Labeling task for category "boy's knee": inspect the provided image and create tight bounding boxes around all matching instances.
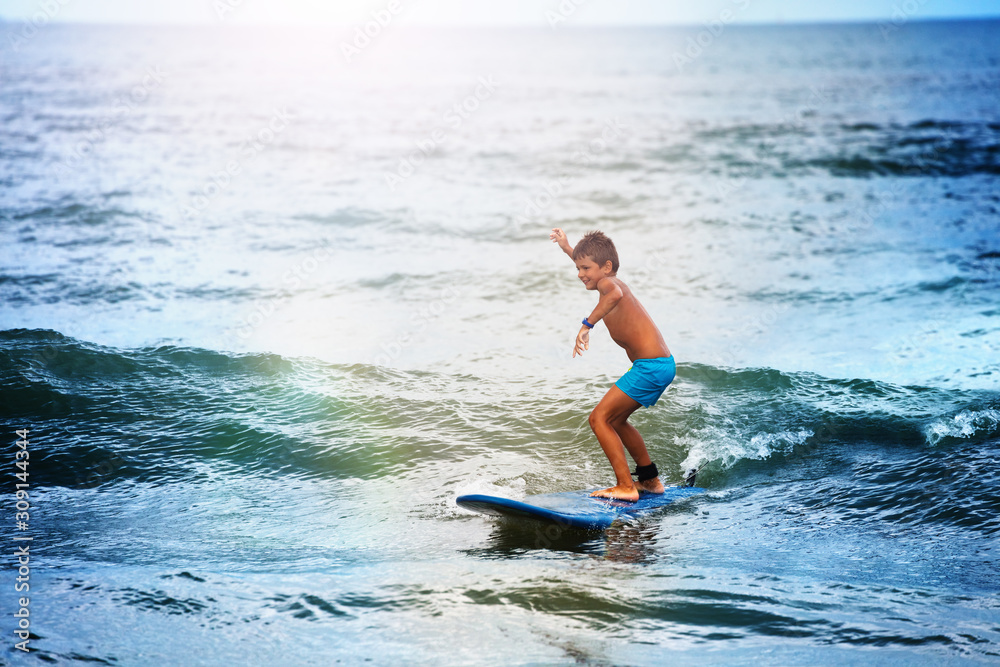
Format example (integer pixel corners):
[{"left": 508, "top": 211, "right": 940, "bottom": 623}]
[{"left": 588, "top": 408, "right": 608, "bottom": 430}]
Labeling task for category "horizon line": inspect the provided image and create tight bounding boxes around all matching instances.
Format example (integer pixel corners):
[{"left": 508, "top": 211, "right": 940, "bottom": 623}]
[{"left": 1, "top": 14, "right": 999, "bottom": 29}]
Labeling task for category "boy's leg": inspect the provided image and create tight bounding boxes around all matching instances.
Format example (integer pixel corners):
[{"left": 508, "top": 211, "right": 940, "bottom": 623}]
[
  {"left": 611, "top": 419, "right": 665, "bottom": 494},
  {"left": 588, "top": 385, "right": 644, "bottom": 501}
]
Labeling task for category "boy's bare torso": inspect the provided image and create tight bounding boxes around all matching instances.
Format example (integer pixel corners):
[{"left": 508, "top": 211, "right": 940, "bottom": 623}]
[{"left": 599, "top": 276, "right": 671, "bottom": 362}]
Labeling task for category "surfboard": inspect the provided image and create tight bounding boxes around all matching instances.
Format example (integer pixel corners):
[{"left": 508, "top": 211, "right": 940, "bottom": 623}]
[{"left": 456, "top": 486, "right": 704, "bottom": 530}]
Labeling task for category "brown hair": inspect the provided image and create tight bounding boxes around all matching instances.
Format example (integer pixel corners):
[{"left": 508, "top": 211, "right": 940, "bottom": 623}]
[{"left": 572, "top": 230, "right": 619, "bottom": 273}]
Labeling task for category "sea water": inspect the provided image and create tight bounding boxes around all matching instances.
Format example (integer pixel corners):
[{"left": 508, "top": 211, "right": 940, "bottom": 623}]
[{"left": 0, "top": 20, "right": 998, "bottom": 665}]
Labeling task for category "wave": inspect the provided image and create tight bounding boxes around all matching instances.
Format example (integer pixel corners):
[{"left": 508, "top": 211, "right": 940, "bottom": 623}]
[
  {"left": 2, "top": 329, "right": 998, "bottom": 535},
  {"left": 678, "top": 119, "right": 1000, "bottom": 178}
]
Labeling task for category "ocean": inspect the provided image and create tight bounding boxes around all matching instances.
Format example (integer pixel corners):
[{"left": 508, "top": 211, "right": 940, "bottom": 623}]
[{"left": 1, "top": 17, "right": 999, "bottom": 666}]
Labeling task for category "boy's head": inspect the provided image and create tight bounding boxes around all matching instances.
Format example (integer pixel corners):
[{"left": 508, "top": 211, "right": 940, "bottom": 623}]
[{"left": 572, "top": 230, "right": 619, "bottom": 274}]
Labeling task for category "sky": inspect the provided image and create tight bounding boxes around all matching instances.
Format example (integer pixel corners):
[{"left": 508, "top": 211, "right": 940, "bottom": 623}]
[{"left": 0, "top": 0, "right": 998, "bottom": 26}]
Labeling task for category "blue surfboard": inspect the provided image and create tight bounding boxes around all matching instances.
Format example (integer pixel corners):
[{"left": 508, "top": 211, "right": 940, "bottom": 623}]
[{"left": 456, "top": 486, "right": 704, "bottom": 530}]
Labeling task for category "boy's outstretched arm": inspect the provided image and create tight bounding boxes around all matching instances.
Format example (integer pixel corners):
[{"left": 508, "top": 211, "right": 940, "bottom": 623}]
[
  {"left": 573, "top": 278, "right": 624, "bottom": 357},
  {"left": 550, "top": 228, "right": 574, "bottom": 259}
]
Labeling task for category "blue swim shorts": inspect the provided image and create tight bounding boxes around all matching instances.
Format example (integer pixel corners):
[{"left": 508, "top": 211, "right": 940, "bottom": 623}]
[{"left": 614, "top": 356, "right": 676, "bottom": 407}]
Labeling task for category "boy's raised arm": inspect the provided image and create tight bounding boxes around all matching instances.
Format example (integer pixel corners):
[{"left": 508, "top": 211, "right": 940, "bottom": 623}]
[{"left": 550, "top": 228, "right": 574, "bottom": 259}]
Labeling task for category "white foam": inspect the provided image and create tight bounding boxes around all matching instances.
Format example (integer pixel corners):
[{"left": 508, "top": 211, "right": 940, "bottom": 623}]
[
  {"left": 924, "top": 409, "right": 1000, "bottom": 446},
  {"left": 678, "top": 429, "right": 814, "bottom": 472}
]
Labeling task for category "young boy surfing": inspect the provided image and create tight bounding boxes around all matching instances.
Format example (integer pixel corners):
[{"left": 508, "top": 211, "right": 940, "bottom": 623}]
[{"left": 550, "top": 228, "right": 676, "bottom": 502}]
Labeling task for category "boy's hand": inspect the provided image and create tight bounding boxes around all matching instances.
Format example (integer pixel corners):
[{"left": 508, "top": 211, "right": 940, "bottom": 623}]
[
  {"left": 550, "top": 228, "right": 573, "bottom": 255},
  {"left": 573, "top": 325, "right": 590, "bottom": 357}
]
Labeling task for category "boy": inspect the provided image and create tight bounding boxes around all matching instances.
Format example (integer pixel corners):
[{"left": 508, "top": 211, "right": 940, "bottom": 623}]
[{"left": 550, "top": 228, "right": 676, "bottom": 502}]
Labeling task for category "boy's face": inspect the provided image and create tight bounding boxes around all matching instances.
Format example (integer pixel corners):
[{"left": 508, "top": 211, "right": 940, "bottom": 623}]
[{"left": 574, "top": 255, "right": 613, "bottom": 290}]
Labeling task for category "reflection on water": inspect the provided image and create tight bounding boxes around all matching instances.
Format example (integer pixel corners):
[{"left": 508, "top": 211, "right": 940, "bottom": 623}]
[
  {"left": 602, "top": 523, "right": 660, "bottom": 564},
  {"left": 467, "top": 517, "right": 662, "bottom": 564}
]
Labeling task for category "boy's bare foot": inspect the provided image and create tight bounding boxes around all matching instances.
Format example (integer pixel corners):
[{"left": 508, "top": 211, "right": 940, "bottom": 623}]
[
  {"left": 636, "top": 477, "right": 664, "bottom": 494},
  {"left": 590, "top": 484, "right": 639, "bottom": 502}
]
